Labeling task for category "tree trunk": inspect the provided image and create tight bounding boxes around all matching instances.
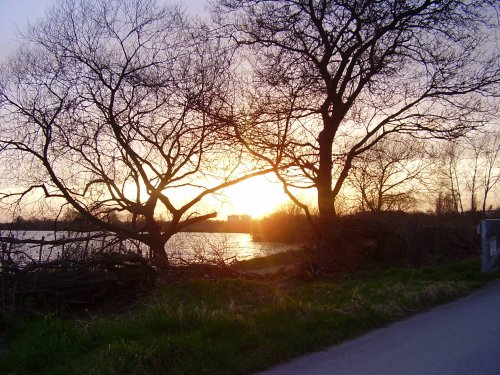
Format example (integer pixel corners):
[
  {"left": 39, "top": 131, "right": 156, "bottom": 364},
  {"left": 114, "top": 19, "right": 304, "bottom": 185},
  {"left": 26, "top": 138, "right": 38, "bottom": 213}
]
[
  {"left": 149, "top": 240, "right": 169, "bottom": 269},
  {"left": 317, "top": 125, "right": 343, "bottom": 266},
  {"left": 317, "top": 212, "right": 340, "bottom": 258},
  {"left": 316, "top": 111, "right": 359, "bottom": 269},
  {"left": 145, "top": 218, "right": 169, "bottom": 269}
]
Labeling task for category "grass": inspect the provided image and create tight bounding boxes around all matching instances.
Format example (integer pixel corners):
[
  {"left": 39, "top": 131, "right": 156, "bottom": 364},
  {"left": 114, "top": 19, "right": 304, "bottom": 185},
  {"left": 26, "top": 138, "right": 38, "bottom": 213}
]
[
  {"left": 0, "top": 257, "right": 498, "bottom": 374},
  {"left": 233, "top": 248, "right": 311, "bottom": 271}
]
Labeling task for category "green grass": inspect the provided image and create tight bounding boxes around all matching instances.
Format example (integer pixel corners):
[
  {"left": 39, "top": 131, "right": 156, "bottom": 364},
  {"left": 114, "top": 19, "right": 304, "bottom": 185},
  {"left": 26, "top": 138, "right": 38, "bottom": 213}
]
[
  {"left": 0, "top": 258, "right": 498, "bottom": 374},
  {"left": 233, "top": 248, "right": 311, "bottom": 270}
]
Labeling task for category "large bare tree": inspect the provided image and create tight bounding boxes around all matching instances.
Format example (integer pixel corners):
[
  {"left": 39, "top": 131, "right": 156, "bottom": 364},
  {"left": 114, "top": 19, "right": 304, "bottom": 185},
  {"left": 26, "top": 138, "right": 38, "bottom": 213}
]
[
  {"left": 214, "top": 0, "right": 500, "bottom": 264},
  {"left": 0, "top": 0, "right": 271, "bottom": 266}
]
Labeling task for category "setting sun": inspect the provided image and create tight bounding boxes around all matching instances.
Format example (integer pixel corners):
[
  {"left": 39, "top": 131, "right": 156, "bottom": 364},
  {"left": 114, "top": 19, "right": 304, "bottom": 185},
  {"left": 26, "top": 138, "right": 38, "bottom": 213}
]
[{"left": 221, "top": 176, "right": 290, "bottom": 219}]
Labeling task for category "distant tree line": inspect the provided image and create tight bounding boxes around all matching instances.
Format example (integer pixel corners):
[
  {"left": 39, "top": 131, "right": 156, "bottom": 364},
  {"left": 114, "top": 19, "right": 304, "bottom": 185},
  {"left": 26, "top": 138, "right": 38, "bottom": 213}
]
[
  {"left": 335, "top": 130, "right": 500, "bottom": 215},
  {"left": 0, "top": 214, "right": 254, "bottom": 234}
]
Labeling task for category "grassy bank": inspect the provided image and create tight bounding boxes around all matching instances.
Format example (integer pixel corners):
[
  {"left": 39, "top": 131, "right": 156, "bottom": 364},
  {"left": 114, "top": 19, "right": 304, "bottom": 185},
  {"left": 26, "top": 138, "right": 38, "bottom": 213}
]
[{"left": 0, "top": 258, "right": 498, "bottom": 374}]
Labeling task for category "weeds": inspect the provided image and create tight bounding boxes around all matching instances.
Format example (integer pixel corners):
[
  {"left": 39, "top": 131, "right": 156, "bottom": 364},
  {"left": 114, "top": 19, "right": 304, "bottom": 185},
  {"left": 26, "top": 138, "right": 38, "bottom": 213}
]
[{"left": 0, "top": 258, "right": 498, "bottom": 374}]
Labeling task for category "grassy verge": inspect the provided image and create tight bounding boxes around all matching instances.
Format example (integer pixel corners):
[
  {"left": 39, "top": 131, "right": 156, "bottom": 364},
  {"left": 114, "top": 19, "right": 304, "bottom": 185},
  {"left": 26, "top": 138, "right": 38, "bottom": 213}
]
[
  {"left": 0, "top": 257, "right": 498, "bottom": 374},
  {"left": 233, "top": 248, "right": 311, "bottom": 272}
]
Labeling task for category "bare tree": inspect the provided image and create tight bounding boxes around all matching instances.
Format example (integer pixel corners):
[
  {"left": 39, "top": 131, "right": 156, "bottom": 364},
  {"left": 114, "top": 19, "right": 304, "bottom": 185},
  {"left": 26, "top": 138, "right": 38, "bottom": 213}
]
[
  {"left": 434, "top": 191, "right": 458, "bottom": 215},
  {"left": 436, "top": 141, "right": 466, "bottom": 213},
  {"left": 467, "top": 137, "right": 481, "bottom": 212},
  {"left": 0, "top": 0, "right": 272, "bottom": 267},
  {"left": 347, "top": 137, "right": 429, "bottom": 213},
  {"left": 476, "top": 130, "right": 500, "bottom": 212},
  {"left": 214, "top": 0, "right": 499, "bottom": 263},
  {"left": 435, "top": 128, "right": 500, "bottom": 213}
]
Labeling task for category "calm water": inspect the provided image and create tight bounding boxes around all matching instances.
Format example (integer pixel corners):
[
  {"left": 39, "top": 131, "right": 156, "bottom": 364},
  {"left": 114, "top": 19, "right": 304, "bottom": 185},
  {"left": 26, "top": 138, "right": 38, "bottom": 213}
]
[{"left": 0, "top": 230, "right": 299, "bottom": 264}]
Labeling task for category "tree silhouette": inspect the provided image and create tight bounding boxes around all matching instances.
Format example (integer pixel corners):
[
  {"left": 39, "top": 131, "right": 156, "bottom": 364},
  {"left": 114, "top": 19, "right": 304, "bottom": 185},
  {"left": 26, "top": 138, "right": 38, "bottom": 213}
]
[
  {"left": 348, "top": 137, "right": 429, "bottom": 213},
  {"left": 214, "top": 0, "right": 499, "bottom": 265},
  {"left": 0, "top": 0, "right": 272, "bottom": 266}
]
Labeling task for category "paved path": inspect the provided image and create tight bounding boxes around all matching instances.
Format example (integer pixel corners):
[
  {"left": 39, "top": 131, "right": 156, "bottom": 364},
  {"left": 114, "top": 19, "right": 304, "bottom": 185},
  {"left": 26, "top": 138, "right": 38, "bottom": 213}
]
[{"left": 256, "top": 280, "right": 500, "bottom": 375}]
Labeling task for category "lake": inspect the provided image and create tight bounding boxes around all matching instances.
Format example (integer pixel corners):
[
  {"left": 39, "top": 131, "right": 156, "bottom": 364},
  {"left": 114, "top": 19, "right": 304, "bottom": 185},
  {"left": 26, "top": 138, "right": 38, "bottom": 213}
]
[{"left": 0, "top": 230, "right": 299, "bottom": 264}]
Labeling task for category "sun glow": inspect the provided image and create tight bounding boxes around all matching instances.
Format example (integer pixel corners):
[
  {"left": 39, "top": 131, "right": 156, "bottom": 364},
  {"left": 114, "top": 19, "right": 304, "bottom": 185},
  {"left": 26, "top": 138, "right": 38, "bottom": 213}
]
[
  {"left": 120, "top": 175, "right": 292, "bottom": 220},
  {"left": 221, "top": 176, "right": 290, "bottom": 219}
]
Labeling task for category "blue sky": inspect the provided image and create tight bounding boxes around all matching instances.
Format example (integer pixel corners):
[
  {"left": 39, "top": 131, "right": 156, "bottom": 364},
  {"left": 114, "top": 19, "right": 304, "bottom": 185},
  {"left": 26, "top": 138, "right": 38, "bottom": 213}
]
[{"left": 0, "top": 0, "right": 207, "bottom": 62}]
